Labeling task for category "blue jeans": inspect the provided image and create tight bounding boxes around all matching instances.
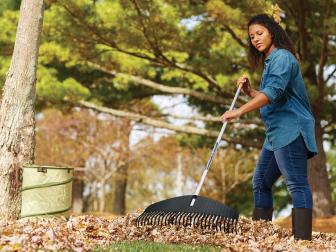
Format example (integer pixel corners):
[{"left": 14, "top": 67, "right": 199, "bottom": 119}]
[{"left": 253, "top": 135, "right": 312, "bottom": 209}]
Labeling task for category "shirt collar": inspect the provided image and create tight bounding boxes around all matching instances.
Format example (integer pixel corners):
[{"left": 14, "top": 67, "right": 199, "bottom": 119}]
[{"left": 265, "top": 47, "right": 279, "bottom": 63}]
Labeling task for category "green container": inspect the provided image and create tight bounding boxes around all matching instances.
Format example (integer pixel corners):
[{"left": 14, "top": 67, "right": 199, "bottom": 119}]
[{"left": 20, "top": 165, "right": 74, "bottom": 218}]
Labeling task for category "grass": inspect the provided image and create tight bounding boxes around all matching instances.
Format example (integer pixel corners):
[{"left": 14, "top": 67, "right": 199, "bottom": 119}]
[{"left": 94, "top": 241, "right": 220, "bottom": 252}]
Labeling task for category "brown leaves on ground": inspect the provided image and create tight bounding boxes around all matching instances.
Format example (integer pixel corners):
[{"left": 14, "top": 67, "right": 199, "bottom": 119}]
[{"left": 0, "top": 213, "right": 335, "bottom": 251}]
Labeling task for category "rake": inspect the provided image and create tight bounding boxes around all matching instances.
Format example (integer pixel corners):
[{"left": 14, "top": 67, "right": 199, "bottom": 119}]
[{"left": 137, "top": 86, "right": 242, "bottom": 233}]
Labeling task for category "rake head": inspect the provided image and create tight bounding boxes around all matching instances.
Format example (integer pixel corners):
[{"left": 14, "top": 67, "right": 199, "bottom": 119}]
[{"left": 136, "top": 195, "right": 239, "bottom": 233}]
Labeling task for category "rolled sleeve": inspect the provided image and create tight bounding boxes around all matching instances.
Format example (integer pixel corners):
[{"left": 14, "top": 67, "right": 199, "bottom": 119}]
[{"left": 260, "top": 52, "right": 293, "bottom": 104}]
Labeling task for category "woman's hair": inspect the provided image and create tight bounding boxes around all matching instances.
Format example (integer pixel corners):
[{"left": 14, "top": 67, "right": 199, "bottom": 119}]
[{"left": 247, "top": 14, "right": 297, "bottom": 69}]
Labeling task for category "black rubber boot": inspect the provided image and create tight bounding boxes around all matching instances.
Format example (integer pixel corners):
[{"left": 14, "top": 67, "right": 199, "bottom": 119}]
[
  {"left": 252, "top": 208, "right": 273, "bottom": 221},
  {"left": 292, "top": 208, "right": 312, "bottom": 240}
]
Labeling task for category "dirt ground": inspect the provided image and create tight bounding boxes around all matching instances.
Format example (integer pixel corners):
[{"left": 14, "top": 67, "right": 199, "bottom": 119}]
[{"left": 275, "top": 215, "right": 336, "bottom": 233}]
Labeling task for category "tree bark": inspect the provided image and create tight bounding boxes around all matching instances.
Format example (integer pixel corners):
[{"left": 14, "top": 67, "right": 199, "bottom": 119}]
[
  {"left": 308, "top": 123, "right": 333, "bottom": 216},
  {"left": 112, "top": 163, "right": 128, "bottom": 214},
  {"left": 111, "top": 120, "right": 131, "bottom": 215},
  {"left": 0, "top": 0, "right": 44, "bottom": 221},
  {"left": 72, "top": 177, "right": 84, "bottom": 214}
]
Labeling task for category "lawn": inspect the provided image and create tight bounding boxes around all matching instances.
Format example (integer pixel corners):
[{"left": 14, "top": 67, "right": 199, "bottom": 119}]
[{"left": 94, "top": 241, "right": 219, "bottom": 252}]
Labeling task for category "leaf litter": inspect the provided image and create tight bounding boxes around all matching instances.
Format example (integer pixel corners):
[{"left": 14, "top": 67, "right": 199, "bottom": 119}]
[{"left": 0, "top": 212, "right": 335, "bottom": 251}]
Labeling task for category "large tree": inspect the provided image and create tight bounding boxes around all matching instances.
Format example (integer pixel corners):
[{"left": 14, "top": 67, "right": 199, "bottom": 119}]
[{"left": 0, "top": 0, "right": 44, "bottom": 221}]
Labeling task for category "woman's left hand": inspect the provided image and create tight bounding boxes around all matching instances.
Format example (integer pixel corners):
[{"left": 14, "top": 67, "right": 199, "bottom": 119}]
[{"left": 220, "top": 109, "right": 243, "bottom": 122}]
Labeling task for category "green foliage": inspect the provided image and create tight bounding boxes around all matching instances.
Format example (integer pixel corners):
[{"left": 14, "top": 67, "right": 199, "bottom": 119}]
[
  {"left": 0, "top": 0, "right": 20, "bottom": 15},
  {"left": 36, "top": 66, "right": 91, "bottom": 109},
  {"left": 0, "top": 10, "right": 18, "bottom": 86}
]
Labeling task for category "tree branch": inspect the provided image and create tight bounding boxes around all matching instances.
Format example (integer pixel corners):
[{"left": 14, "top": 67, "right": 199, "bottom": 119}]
[
  {"left": 86, "top": 61, "right": 231, "bottom": 105},
  {"left": 78, "top": 100, "right": 262, "bottom": 148},
  {"left": 222, "top": 24, "right": 248, "bottom": 49},
  {"left": 316, "top": 0, "right": 332, "bottom": 104},
  {"left": 325, "top": 66, "right": 336, "bottom": 83}
]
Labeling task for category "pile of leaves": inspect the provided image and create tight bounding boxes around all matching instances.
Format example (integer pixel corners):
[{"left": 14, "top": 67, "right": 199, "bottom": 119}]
[{"left": 0, "top": 213, "right": 335, "bottom": 251}]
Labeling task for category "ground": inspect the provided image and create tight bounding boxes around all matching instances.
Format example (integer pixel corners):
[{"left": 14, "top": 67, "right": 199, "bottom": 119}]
[{"left": 0, "top": 213, "right": 335, "bottom": 251}]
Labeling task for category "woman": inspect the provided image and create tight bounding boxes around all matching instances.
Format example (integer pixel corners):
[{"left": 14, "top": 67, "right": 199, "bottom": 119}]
[{"left": 221, "top": 14, "right": 317, "bottom": 241}]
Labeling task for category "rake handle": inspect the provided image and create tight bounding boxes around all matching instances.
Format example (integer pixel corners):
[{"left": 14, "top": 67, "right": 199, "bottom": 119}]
[{"left": 190, "top": 85, "right": 242, "bottom": 206}]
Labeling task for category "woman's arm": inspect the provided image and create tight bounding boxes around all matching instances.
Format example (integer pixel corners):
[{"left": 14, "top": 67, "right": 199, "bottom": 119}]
[{"left": 220, "top": 92, "right": 269, "bottom": 121}]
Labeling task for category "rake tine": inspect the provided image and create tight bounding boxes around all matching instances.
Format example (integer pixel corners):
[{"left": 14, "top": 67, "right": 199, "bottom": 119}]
[
  {"left": 219, "top": 216, "right": 224, "bottom": 231},
  {"left": 138, "top": 212, "right": 148, "bottom": 226},
  {"left": 171, "top": 211, "right": 179, "bottom": 224},
  {"left": 181, "top": 212, "right": 188, "bottom": 226},
  {"left": 227, "top": 217, "right": 231, "bottom": 232},
  {"left": 216, "top": 216, "right": 222, "bottom": 231},
  {"left": 210, "top": 215, "right": 216, "bottom": 230},
  {"left": 188, "top": 212, "right": 194, "bottom": 227},
  {"left": 194, "top": 213, "right": 201, "bottom": 228},
  {"left": 168, "top": 211, "right": 176, "bottom": 225},
  {"left": 158, "top": 211, "right": 166, "bottom": 225},
  {"left": 187, "top": 212, "right": 193, "bottom": 227},
  {"left": 191, "top": 213, "right": 197, "bottom": 227},
  {"left": 185, "top": 212, "right": 193, "bottom": 226},
  {"left": 179, "top": 212, "right": 187, "bottom": 226},
  {"left": 162, "top": 211, "right": 168, "bottom": 225},
  {"left": 151, "top": 212, "right": 158, "bottom": 225},
  {"left": 158, "top": 211, "right": 166, "bottom": 226},
  {"left": 165, "top": 211, "right": 174, "bottom": 225},
  {"left": 202, "top": 214, "right": 208, "bottom": 229},
  {"left": 213, "top": 215, "right": 218, "bottom": 230},
  {"left": 164, "top": 212, "right": 173, "bottom": 226},
  {"left": 182, "top": 212, "right": 189, "bottom": 226},
  {"left": 206, "top": 214, "right": 212, "bottom": 230},
  {"left": 230, "top": 218, "right": 235, "bottom": 233},
  {"left": 177, "top": 212, "right": 183, "bottom": 225},
  {"left": 136, "top": 214, "right": 142, "bottom": 226},
  {"left": 171, "top": 211, "right": 178, "bottom": 225},
  {"left": 161, "top": 211, "right": 169, "bottom": 225},
  {"left": 200, "top": 213, "right": 206, "bottom": 229},
  {"left": 232, "top": 218, "right": 237, "bottom": 233},
  {"left": 156, "top": 211, "right": 164, "bottom": 225},
  {"left": 206, "top": 214, "right": 212, "bottom": 229},
  {"left": 210, "top": 214, "right": 216, "bottom": 230},
  {"left": 223, "top": 217, "right": 228, "bottom": 232},
  {"left": 148, "top": 211, "right": 157, "bottom": 225}
]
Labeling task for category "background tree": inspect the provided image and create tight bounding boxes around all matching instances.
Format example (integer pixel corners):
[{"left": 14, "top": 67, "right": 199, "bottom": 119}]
[{"left": 35, "top": 108, "right": 132, "bottom": 214}]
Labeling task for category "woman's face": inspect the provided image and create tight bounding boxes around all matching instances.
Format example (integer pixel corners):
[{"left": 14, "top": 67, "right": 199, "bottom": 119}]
[{"left": 248, "top": 24, "right": 274, "bottom": 54}]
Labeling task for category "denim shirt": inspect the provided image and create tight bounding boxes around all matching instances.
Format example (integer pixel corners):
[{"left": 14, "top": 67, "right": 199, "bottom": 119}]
[{"left": 259, "top": 48, "right": 318, "bottom": 158}]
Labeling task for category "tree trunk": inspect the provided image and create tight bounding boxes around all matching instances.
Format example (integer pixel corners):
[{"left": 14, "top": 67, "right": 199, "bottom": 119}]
[
  {"left": 308, "top": 123, "right": 333, "bottom": 217},
  {"left": 72, "top": 178, "right": 84, "bottom": 214},
  {"left": 112, "top": 163, "right": 128, "bottom": 214},
  {"left": 0, "top": 0, "right": 44, "bottom": 221},
  {"left": 112, "top": 120, "right": 131, "bottom": 215},
  {"left": 175, "top": 152, "right": 183, "bottom": 196},
  {"left": 100, "top": 179, "right": 106, "bottom": 212}
]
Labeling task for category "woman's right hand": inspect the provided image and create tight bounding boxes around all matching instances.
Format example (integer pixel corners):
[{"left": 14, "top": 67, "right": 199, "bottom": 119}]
[{"left": 237, "top": 76, "right": 252, "bottom": 97}]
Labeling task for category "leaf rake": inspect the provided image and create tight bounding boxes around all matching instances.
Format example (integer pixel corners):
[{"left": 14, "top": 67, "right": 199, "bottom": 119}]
[{"left": 137, "top": 86, "right": 242, "bottom": 233}]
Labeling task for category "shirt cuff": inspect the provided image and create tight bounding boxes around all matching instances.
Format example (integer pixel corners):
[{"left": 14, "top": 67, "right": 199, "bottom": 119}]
[{"left": 259, "top": 86, "right": 284, "bottom": 104}]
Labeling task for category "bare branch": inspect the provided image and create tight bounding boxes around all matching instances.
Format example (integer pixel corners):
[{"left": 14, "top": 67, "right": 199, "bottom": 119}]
[
  {"left": 325, "top": 66, "right": 336, "bottom": 83},
  {"left": 78, "top": 100, "right": 262, "bottom": 148}
]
